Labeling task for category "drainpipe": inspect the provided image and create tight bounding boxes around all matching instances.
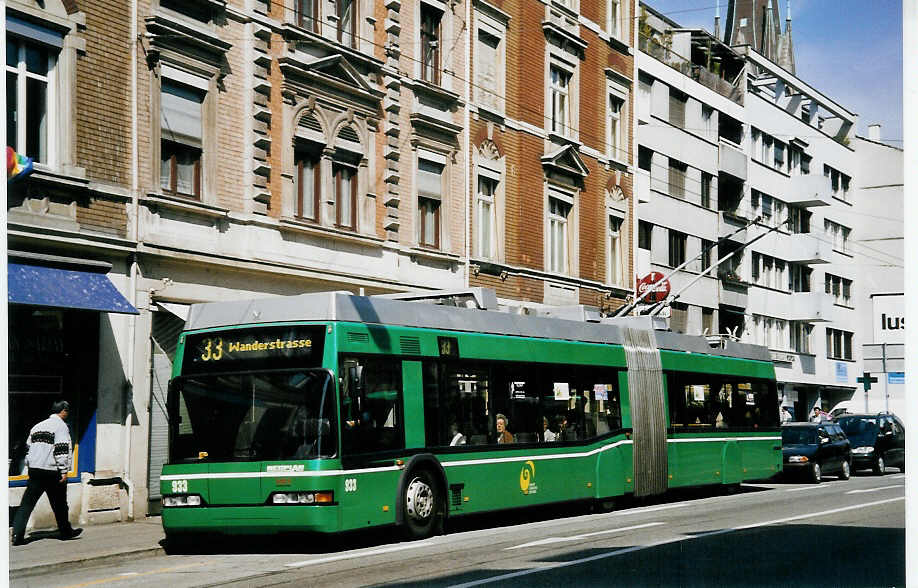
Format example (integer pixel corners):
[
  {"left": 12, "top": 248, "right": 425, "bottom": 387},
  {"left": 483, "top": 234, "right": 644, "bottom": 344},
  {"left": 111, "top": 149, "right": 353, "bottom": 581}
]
[
  {"left": 122, "top": 405, "right": 135, "bottom": 521},
  {"left": 631, "top": 0, "right": 639, "bottom": 312},
  {"left": 463, "top": 0, "right": 471, "bottom": 288},
  {"left": 123, "top": 0, "right": 139, "bottom": 522}
]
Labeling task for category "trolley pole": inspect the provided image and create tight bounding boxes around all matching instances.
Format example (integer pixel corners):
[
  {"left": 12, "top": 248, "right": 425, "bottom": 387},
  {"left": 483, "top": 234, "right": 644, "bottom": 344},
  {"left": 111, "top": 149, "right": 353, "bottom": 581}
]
[
  {"left": 612, "top": 215, "right": 761, "bottom": 317},
  {"left": 646, "top": 218, "right": 790, "bottom": 317}
]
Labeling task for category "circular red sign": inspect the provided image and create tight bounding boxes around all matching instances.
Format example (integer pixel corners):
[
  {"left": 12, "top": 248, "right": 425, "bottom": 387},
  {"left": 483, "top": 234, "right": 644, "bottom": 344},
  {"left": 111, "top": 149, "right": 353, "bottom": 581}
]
[{"left": 636, "top": 272, "right": 671, "bottom": 303}]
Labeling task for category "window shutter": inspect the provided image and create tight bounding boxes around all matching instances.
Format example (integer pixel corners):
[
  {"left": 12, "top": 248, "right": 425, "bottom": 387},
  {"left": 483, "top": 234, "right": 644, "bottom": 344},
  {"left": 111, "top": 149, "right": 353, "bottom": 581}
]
[
  {"left": 417, "top": 159, "right": 444, "bottom": 200},
  {"left": 670, "top": 303, "right": 688, "bottom": 333},
  {"left": 668, "top": 91, "right": 685, "bottom": 127},
  {"left": 161, "top": 82, "right": 203, "bottom": 147}
]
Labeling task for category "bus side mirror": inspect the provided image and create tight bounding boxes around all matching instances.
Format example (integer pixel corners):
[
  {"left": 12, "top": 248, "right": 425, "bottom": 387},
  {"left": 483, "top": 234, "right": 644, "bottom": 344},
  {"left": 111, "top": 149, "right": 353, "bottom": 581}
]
[{"left": 346, "top": 365, "right": 364, "bottom": 393}]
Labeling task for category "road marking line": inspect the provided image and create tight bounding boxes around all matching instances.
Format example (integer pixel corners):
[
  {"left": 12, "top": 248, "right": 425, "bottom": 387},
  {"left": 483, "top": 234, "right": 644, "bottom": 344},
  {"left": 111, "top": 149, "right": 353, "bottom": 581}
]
[
  {"left": 284, "top": 539, "right": 440, "bottom": 568},
  {"left": 285, "top": 504, "right": 689, "bottom": 567},
  {"left": 786, "top": 485, "right": 834, "bottom": 492},
  {"left": 61, "top": 562, "right": 207, "bottom": 588},
  {"left": 846, "top": 484, "right": 904, "bottom": 494},
  {"left": 505, "top": 522, "right": 664, "bottom": 550},
  {"left": 448, "top": 497, "right": 905, "bottom": 588},
  {"left": 890, "top": 474, "right": 905, "bottom": 479},
  {"left": 613, "top": 503, "right": 687, "bottom": 515}
]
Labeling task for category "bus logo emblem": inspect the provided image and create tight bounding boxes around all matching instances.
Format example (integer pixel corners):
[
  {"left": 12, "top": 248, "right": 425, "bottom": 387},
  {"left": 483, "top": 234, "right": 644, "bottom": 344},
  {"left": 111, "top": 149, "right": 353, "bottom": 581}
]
[{"left": 520, "top": 461, "right": 538, "bottom": 495}]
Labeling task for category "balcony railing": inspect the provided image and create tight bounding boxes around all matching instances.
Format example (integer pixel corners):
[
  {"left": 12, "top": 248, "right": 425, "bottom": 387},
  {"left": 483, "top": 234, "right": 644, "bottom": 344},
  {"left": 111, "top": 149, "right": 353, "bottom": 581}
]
[
  {"left": 785, "top": 174, "right": 832, "bottom": 207},
  {"left": 718, "top": 211, "right": 749, "bottom": 241},
  {"left": 718, "top": 138, "right": 747, "bottom": 181},
  {"left": 786, "top": 291, "right": 834, "bottom": 322},
  {"left": 718, "top": 272, "right": 748, "bottom": 308},
  {"left": 639, "top": 35, "right": 743, "bottom": 105},
  {"left": 782, "top": 233, "right": 830, "bottom": 264}
]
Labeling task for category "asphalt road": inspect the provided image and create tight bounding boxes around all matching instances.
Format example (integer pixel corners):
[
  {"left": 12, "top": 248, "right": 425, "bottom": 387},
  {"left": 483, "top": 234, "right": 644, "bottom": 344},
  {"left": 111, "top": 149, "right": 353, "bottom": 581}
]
[{"left": 14, "top": 471, "right": 905, "bottom": 588}]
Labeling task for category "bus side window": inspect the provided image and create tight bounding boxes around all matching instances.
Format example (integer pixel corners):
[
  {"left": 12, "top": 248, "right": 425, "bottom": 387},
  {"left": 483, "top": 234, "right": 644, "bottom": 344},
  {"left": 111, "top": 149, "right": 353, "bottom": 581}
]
[
  {"left": 340, "top": 356, "right": 405, "bottom": 455},
  {"left": 740, "top": 378, "right": 779, "bottom": 428},
  {"left": 422, "top": 360, "right": 491, "bottom": 447}
]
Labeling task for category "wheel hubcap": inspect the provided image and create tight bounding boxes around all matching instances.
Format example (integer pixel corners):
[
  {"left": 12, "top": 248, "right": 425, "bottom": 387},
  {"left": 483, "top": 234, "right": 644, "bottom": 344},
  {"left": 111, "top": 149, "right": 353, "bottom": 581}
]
[
  {"left": 878, "top": 458, "right": 884, "bottom": 471},
  {"left": 406, "top": 477, "right": 434, "bottom": 521},
  {"left": 842, "top": 461, "right": 850, "bottom": 477}
]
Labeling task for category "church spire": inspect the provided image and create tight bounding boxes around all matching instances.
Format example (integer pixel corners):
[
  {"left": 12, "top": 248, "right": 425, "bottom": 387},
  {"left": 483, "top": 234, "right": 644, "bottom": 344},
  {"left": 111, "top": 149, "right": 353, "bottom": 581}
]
[
  {"left": 777, "top": 0, "right": 796, "bottom": 73},
  {"left": 724, "top": 0, "right": 783, "bottom": 63},
  {"left": 714, "top": 0, "right": 721, "bottom": 41}
]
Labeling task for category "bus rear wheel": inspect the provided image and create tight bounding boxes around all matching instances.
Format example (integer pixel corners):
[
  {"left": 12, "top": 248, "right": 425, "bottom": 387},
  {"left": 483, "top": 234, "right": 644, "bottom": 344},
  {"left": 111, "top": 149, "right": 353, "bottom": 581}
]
[{"left": 403, "top": 469, "right": 442, "bottom": 539}]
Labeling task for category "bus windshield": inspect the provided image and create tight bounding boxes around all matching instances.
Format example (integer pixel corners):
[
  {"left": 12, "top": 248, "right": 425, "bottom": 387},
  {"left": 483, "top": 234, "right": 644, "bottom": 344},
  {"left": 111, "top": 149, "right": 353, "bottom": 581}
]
[{"left": 169, "top": 369, "right": 336, "bottom": 462}]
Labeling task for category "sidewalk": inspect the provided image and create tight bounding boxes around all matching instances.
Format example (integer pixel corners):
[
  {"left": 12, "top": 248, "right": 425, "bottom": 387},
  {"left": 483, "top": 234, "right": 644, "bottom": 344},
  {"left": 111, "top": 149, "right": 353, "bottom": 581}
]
[{"left": 9, "top": 518, "right": 166, "bottom": 578}]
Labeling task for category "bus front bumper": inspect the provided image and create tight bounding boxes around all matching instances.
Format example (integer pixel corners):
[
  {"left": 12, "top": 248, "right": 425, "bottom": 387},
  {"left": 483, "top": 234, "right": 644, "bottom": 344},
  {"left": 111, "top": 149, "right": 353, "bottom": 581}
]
[{"left": 162, "top": 505, "right": 340, "bottom": 535}]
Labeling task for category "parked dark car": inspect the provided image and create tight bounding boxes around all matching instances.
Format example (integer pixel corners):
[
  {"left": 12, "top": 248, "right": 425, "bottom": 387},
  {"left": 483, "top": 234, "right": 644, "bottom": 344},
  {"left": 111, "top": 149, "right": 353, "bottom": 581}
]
[
  {"left": 836, "top": 413, "right": 906, "bottom": 475},
  {"left": 781, "top": 422, "right": 851, "bottom": 483}
]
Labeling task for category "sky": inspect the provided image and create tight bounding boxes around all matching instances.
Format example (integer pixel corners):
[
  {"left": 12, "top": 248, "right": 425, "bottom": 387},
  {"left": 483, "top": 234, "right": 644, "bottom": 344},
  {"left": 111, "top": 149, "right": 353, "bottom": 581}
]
[{"left": 642, "top": 0, "right": 903, "bottom": 147}]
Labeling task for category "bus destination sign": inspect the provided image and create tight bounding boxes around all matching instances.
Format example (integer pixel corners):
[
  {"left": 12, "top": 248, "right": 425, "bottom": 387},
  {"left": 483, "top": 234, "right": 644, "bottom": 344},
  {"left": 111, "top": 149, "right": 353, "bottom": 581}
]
[{"left": 181, "top": 325, "right": 325, "bottom": 374}]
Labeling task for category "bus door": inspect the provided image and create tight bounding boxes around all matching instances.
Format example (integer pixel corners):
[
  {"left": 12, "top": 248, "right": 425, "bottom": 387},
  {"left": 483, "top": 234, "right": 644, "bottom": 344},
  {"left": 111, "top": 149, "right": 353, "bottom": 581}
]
[{"left": 622, "top": 328, "right": 667, "bottom": 497}]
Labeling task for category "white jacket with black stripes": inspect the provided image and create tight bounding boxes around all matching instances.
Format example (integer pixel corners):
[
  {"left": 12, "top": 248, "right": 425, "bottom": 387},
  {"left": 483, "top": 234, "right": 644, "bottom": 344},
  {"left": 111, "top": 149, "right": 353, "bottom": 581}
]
[{"left": 25, "top": 413, "right": 73, "bottom": 473}]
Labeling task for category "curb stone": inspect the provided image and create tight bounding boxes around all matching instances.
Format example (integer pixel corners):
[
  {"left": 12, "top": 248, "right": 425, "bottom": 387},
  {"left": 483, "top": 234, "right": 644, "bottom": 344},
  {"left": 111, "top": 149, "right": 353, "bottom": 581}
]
[{"left": 10, "top": 546, "right": 167, "bottom": 579}]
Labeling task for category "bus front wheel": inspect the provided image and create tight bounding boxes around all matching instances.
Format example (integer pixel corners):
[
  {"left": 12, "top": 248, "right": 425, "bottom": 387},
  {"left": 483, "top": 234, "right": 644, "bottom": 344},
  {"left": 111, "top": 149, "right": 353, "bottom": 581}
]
[{"left": 403, "top": 469, "right": 442, "bottom": 539}]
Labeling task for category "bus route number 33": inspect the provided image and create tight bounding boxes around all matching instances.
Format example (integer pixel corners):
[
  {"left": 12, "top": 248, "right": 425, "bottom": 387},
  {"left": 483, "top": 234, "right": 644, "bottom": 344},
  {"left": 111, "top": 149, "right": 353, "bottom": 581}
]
[
  {"left": 344, "top": 478, "right": 357, "bottom": 492},
  {"left": 171, "top": 479, "right": 188, "bottom": 493},
  {"left": 200, "top": 338, "right": 224, "bottom": 362}
]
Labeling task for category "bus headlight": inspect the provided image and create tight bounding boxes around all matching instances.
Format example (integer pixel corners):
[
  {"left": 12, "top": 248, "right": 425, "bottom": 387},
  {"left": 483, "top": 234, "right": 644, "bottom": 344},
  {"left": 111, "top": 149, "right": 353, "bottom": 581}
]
[
  {"left": 163, "top": 494, "right": 203, "bottom": 507},
  {"left": 788, "top": 455, "right": 809, "bottom": 463},
  {"left": 270, "top": 491, "right": 333, "bottom": 505}
]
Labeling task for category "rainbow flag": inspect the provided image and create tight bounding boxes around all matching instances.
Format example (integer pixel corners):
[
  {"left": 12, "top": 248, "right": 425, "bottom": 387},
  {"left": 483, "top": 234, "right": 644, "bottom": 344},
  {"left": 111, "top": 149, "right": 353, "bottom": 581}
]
[{"left": 7, "top": 146, "right": 34, "bottom": 184}]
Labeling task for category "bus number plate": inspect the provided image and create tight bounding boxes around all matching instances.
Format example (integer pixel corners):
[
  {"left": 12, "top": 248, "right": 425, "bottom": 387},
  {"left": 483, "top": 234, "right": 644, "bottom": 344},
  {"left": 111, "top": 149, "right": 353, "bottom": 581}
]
[
  {"left": 344, "top": 478, "right": 357, "bottom": 492},
  {"left": 171, "top": 480, "right": 188, "bottom": 493}
]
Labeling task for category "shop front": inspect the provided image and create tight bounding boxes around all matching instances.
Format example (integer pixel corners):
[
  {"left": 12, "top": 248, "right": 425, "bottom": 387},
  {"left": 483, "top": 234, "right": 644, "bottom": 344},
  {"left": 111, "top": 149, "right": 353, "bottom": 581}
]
[{"left": 7, "top": 252, "right": 138, "bottom": 527}]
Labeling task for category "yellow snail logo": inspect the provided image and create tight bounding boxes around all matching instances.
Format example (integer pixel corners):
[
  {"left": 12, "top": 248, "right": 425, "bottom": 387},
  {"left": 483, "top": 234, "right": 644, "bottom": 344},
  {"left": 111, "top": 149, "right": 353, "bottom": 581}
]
[{"left": 519, "top": 460, "right": 537, "bottom": 495}]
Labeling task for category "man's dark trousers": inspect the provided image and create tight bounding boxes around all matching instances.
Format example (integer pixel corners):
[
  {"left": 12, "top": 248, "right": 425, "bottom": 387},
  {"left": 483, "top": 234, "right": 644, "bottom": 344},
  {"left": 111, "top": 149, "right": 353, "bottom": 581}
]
[{"left": 13, "top": 468, "right": 75, "bottom": 540}]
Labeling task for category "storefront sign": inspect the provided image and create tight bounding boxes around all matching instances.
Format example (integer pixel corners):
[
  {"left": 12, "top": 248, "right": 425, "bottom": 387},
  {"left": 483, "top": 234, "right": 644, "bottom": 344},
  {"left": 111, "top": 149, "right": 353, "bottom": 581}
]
[
  {"left": 835, "top": 362, "right": 848, "bottom": 383},
  {"left": 769, "top": 351, "right": 795, "bottom": 364},
  {"left": 872, "top": 294, "right": 904, "bottom": 344},
  {"left": 636, "top": 272, "right": 671, "bottom": 303},
  {"left": 888, "top": 372, "right": 905, "bottom": 384}
]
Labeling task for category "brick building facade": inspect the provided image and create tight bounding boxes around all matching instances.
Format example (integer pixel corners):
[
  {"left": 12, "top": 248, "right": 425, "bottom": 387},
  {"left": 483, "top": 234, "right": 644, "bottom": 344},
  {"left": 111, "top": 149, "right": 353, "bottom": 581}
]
[
  {"left": 7, "top": 0, "right": 635, "bottom": 525},
  {"left": 467, "top": 0, "right": 636, "bottom": 312},
  {"left": 7, "top": 0, "right": 138, "bottom": 528}
]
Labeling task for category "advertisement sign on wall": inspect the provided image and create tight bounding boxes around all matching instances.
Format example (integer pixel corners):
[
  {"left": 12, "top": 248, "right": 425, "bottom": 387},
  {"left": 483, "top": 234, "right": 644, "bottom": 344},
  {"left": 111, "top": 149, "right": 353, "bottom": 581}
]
[{"left": 872, "top": 294, "right": 905, "bottom": 345}]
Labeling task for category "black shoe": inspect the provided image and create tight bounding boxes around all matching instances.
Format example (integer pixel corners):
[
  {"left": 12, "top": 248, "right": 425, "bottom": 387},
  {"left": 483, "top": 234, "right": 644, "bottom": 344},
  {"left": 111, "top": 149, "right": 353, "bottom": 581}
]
[
  {"left": 12, "top": 534, "right": 25, "bottom": 546},
  {"left": 61, "top": 528, "right": 83, "bottom": 540}
]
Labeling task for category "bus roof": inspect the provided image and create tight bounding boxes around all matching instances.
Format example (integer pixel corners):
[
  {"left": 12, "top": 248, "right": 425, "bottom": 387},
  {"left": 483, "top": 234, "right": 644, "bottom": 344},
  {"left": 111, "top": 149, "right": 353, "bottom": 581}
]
[{"left": 183, "top": 292, "right": 771, "bottom": 363}]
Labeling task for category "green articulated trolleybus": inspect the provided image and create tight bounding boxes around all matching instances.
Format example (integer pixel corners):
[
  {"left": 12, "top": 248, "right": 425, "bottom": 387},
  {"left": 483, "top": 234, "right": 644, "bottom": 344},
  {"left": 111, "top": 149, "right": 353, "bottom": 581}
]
[{"left": 160, "top": 289, "right": 781, "bottom": 542}]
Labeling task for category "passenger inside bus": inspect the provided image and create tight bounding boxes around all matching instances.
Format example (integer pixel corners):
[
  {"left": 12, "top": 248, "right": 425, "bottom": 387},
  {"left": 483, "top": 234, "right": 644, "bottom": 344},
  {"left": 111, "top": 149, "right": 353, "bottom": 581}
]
[
  {"left": 495, "top": 414, "right": 514, "bottom": 444},
  {"left": 542, "top": 416, "right": 557, "bottom": 442},
  {"left": 449, "top": 422, "right": 467, "bottom": 446}
]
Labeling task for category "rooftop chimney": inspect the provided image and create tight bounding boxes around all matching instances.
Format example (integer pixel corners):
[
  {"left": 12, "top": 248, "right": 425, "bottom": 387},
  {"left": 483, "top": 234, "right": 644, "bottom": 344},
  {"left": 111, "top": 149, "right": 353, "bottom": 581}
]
[{"left": 868, "top": 124, "right": 882, "bottom": 141}]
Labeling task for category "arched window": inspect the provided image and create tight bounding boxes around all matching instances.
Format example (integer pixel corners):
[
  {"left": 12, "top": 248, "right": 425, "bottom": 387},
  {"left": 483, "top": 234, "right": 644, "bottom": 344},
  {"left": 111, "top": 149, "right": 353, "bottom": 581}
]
[
  {"left": 294, "top": 112, "right": 326, "bottom": 221},
  {"left": 333, "top": 125, "right": 362, "bottom": 230}
]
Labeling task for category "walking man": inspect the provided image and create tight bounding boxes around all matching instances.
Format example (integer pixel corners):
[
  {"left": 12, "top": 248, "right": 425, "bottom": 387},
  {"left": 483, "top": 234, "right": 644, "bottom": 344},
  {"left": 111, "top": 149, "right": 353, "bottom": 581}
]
[{"left": 12, "top": 400, "right": 83, "bottom": 545}]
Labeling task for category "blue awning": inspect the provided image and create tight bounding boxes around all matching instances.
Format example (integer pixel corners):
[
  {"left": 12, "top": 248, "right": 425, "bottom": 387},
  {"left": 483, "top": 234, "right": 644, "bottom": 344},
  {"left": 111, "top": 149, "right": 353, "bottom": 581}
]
[{"left": 8, "top": 263, "right": 139, "bottom": 314}]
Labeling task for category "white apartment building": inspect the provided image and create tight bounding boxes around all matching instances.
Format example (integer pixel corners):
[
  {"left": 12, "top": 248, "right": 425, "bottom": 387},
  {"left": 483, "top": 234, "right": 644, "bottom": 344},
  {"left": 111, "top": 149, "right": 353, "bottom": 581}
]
[
  {"left": 843, "top": 131, "right": 904, "bottom": 418},
  {"left": 635, "top": 2, "right": 876, "bottom": 421}
]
